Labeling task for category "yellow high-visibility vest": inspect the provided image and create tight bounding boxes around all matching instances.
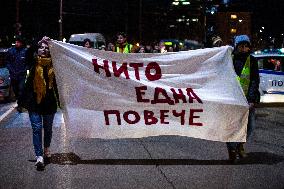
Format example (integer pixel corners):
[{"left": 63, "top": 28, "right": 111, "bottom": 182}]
[
  {"left": 237, "top": 56, "right": 250, "bottom": 96},
  {"left": 115, "top": 44, "right": 133, "bottom": 53}
]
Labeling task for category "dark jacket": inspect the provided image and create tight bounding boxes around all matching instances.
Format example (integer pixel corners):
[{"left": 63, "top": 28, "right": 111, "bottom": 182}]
[
  {"left": 5, "top": 47, "right": 29, "bottom": 79},
  {"left": 22, "top": 61, "right": 60, "bottom": 114},
  {"left": 233, "top": 53, "right": 260, "bottom": 103}
]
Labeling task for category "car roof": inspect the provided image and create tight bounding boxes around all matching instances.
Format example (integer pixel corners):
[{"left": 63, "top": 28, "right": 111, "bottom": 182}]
[
  {"left": 252, "top": 53, "right": 284, "bottom": 58},
  {"left": 69, "top": 33, "right": 105, "bottom": 42},
  {"left": 252, "top": 48, "right": 284, "bottom": 58}
]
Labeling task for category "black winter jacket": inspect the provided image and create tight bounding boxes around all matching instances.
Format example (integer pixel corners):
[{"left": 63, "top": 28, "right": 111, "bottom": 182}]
[
  {"left": 5, "top": 47, "right": 29, "bottom": 79},
  {"left": 22, "top": 64, "right": 60, "bottom": 114}
]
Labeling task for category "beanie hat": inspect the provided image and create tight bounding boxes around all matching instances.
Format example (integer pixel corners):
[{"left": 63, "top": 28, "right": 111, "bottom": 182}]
[
  {"left": 234, "top": 35, "right": 250, "bottom": 47},
  {"left": 212, "top": 36, "right": 223, "bottom": 46},
  {"left": 15, "top": 36, "right": 25, "bottom": 44}
]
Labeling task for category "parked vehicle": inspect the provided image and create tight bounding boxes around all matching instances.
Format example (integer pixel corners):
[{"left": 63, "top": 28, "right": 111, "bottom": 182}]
[
  {"left": 252, "top": 48, "right": 284, "bottom": 103},
  {"left": 0, "top": 48, "right": 12, "bottom": 101},
  {"left": 253, "top": 49, "right": 284, "bottom": 94},
  {"left": 160, "top": 39, "right": 204, "bottom": 51},
  {"left": 68, "top": 33, "right": 106, "bottom": 49}
]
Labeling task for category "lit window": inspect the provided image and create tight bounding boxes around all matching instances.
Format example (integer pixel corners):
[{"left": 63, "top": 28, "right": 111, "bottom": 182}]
[
  {"left": 231, "top": 14, "right": 237, "bottom": 19},
  {"left": 172, "top": 2, "right": 179, "bottom": 5},
  {"left": 230, "top": 28, "right": 237, "bottom": 33}
]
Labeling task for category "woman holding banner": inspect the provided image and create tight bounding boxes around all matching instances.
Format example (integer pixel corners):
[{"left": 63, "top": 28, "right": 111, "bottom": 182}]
[{"left": 22, "top": 36, "right": 60, "bottom": 171}]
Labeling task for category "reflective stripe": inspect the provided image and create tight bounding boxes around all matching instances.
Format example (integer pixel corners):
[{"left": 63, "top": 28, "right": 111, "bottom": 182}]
[{"left": 237, "top": 56, "right": 250, "bottom": 95}]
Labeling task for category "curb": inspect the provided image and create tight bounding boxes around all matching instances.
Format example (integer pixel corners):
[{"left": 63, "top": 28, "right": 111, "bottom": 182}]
[
  {"left": 256, "top": 102, "right": 284, "bottom": 108},
  {"left": 0, "top": 103, "right": 17, "bottom": 122}
]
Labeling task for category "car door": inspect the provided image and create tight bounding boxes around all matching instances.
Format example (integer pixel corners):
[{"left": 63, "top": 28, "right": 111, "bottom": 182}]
[{"left": 257, "top": 55, "right": 284, "bottom": 94}]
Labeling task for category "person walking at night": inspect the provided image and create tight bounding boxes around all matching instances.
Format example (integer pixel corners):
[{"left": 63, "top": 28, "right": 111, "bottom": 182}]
[
  {"left": 226, "top": 35, "right": 260, "bottom": 163},
  {"left": 22, "top": 36, "right": 60, "bottom": 170},
  {"left": 107, "top": 42, "right": 115, "bottom": 51},
  {"left": 83, "top": 38, "right": 92, "bottom": 48},
  {"left": 5, "top": 36, "right": 29, "bottom": 112},
  {"left": 138, "top": 45, "right": 146, "bottom": 53},
  {"left": 211, "top": 35, "right": 223, "bottom": 47},
  {"left": 152, "top": 42, "right": 160, "bottom": 53},
  {"left": 159, "top": 41, "right": 167, "bottom": 53},
  {"left": 113, "top": 32, "right": 138, "bottom": 53}
]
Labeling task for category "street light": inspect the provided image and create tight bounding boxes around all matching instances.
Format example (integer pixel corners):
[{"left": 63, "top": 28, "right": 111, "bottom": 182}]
[
  {"left": 281, "top": 34, "right": 284, "bottom": 47},
  {"left": 59, "top": 0, "right": 63, "bottom": 41}
]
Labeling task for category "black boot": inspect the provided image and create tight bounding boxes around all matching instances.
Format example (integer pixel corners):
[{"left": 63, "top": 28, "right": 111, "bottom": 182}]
[
  {"left": 237, "top": 143, "right": 247, "bottom": 158},
  {"left": 228, "top": 149, "right": 238, "bottom": 164}
]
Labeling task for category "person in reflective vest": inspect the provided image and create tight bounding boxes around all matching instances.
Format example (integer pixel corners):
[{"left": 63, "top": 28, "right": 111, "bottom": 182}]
[
  {"left": 226, "top": 35, "right": 260, "bottom": 163},
  {"left": 113, "top": 32, "right": 137, "bottom": 53}
]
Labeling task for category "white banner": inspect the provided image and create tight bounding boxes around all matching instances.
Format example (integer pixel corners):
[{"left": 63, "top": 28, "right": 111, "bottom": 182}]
[{"left": 49, "top": 40, "right": 249, "bottom": 142}]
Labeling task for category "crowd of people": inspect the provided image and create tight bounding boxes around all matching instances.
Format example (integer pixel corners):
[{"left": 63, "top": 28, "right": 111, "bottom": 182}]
[
  {"left": 82, "top": 32, "right": 206, "bottom": 54},
  {"left": 4, "top": 32, "right": 259, "bottom": 170}
]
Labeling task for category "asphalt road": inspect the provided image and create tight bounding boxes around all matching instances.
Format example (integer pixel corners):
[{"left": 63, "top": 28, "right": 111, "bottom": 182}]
[{"left": 0, "top": 102, "right": 283, "bottom": 189}]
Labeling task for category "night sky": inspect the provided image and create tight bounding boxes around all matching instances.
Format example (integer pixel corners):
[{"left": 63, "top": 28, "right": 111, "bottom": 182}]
[{"left": 0, "top": 0, "right": 283, "bottom": 46}]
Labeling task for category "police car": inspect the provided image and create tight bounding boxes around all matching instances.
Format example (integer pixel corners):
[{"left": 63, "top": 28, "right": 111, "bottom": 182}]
[
  {"left": 252, "top": 48, "right": 284, "bottom": 102},
  {"left": 0, "top": 48, "right": 12, "bottom": 101}
]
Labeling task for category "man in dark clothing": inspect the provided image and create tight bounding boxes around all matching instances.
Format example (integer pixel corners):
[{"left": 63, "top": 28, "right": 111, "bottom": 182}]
[
  {"left": 226, "top": 35, "right": 260, "bottom": 163},
  {"left": 5, "top": 36, "right": 29, "bottom": 112}
]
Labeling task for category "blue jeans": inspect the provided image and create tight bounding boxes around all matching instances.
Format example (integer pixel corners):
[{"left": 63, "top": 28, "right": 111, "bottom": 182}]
[
  {"left": 11, "top": 73, "right": 26, "bottom": 107},
  {"left": 29, "top": 112, "right": 55, "bottom": 156},
  {"left": 226, "top": 107, "right": 256, "bottom": 150}
]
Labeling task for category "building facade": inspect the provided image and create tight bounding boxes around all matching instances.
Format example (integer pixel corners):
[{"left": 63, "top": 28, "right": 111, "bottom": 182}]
[{"left": 216, "top": 11, "right": 252, "bottom": 45}]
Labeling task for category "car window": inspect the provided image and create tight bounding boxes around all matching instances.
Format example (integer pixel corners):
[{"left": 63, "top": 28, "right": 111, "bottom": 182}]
[
  {"left": 69, "top": 41, "right": 94, "bottom": 48},
  {"left": 257, "top": 57, "right": 283, "bottom": 72},
  {"left": 97, "top": 41, "right": 105, "bottom": 48}
]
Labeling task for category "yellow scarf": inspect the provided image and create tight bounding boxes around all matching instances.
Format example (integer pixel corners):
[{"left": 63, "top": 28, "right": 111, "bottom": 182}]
[{"left": 34, "top": 56, "right": 55, "bottom": 104}]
